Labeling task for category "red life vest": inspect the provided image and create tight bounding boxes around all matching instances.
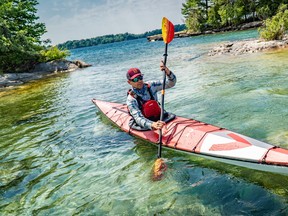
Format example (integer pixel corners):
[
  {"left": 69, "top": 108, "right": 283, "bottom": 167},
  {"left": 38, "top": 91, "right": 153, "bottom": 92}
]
[{"left": 128, "top": 84, "right": 161, "bottom": 121}]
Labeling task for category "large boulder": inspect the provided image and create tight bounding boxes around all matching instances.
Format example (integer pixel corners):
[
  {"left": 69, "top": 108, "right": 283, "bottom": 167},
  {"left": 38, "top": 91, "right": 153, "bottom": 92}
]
[{"left": 30, "top": 59, "right": 79, "bottom": 73}]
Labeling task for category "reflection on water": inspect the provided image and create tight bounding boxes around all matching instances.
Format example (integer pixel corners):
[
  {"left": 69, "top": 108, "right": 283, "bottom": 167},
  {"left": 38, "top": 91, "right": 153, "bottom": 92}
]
[{"left": 0, "top": 30, "right": 287, "bottom": 215}]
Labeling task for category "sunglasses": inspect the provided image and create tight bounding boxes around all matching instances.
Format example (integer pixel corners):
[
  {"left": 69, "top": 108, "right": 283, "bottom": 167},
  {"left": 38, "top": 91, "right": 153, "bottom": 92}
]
[{"left": 130, "top": 75, "right": 143, "bottom": 82}]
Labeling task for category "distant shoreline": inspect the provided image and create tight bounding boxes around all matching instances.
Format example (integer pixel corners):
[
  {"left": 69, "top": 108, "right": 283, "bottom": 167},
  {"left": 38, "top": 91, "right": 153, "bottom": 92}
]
[
  {"left": 147, "top": 21, "right": 263, "bottom": 42},
  {"left": 2, "top": 27, "right": 288, "bottom": 90},
  {"left": 147, "top": 20, "right": 288, "bottom": 56}
]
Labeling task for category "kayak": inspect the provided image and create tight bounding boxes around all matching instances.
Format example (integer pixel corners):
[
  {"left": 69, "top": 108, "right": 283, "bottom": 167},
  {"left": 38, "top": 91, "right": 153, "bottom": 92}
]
[{"left": 92, "top": 99, "right": 288, "bottom": 175}]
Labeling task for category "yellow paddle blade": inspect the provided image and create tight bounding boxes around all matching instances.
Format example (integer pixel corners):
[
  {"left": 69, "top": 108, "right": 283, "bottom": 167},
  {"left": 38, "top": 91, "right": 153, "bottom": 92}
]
[
  {"left": 152, "top": 158, "right": 167, "bottom": 181},
  {"left": 162, "top": 17, "right": 175, "bottom": 44}
]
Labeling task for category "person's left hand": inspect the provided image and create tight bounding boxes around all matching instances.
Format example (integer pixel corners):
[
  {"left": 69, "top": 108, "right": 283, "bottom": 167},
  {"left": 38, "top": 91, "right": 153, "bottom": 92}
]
[{"left": 151, "top": 120, "right": 166, "bottom": 130}]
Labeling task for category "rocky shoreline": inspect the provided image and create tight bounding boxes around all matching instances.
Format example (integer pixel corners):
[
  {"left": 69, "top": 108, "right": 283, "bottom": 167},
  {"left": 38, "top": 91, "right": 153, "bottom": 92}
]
[
  {"left": 0, "top": 59, "right": 91, "bottom": 89},
  {"left": 209, "top": 35, "right": 288, "bottom": 56},
  {"left": 2, "top": 30, "right": 288, "bottom": 89}
]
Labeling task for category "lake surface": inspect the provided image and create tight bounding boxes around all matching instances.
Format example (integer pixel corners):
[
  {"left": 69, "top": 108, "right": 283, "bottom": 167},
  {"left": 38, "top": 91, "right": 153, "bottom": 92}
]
[{"left": 0, "top": 29, "right": 288, "bottom": 215}]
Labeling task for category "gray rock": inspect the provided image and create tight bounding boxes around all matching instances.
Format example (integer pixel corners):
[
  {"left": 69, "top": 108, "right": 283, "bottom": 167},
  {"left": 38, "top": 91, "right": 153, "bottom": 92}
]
[
  {"left": 0, "top": 59, "right": 92, "bottom": 89},
  {"left": 208, "top": 35, "right": 288, "bottom": 56},
  {"left": 73, "top": 60, "right": 92, "bottom": 68},
  {"left": 240, "top": 21, "right": 263, "bottom": 30},
  {"left": 30, "top": 59, "right": 78, "bottom": 73}
]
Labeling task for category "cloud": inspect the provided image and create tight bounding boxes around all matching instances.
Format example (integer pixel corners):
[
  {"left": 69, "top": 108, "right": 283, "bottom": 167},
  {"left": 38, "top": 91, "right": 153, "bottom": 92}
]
[{"left": 37, "top": 0, "right": 185, "bottom": 44}]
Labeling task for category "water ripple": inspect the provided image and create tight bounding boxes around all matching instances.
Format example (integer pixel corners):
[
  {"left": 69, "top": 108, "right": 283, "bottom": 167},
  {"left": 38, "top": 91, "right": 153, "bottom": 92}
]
[{"left": 1, "top": 30, "right": 288, "bottom": 215}]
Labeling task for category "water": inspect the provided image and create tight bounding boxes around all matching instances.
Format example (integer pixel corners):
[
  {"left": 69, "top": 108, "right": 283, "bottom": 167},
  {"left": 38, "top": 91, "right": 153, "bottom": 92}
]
[{"left": 0, "top": 29, "right": 288, "bottom": 215}]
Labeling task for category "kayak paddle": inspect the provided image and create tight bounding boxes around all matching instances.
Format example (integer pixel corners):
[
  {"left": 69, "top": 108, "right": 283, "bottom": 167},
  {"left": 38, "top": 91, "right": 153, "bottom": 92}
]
[{"left": 153, "top": 17, "right": 175, "bottom": 181}]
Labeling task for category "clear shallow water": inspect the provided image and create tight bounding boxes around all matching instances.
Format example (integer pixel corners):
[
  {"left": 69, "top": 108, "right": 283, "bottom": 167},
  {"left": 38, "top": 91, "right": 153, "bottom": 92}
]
[{"left": 0, "top": 29, "right": 288, "bottom": 215}]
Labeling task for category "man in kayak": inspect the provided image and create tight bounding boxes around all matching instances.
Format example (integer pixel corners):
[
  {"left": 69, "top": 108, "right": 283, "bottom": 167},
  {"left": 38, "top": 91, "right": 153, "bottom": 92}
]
[{"left": 126, "top": 61, "right": 176, "bottom": 130}]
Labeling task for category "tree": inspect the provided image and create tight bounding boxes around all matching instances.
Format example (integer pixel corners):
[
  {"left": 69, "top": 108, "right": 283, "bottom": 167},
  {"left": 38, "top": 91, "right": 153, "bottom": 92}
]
[
  {"left": 259, "top": 4, "right": 288, "bottom": 40},
  {"left": 0, "top": 0, "right": 68, "bottom": 73},
  {"left": 182, "top": 0, "right": 288, "bottom": 31},
  {"left": 0, "top": 0, "right": 47, "bottom": 72},
  {"left": 181, "top": 0, "right": 201, "bottom": 31},
  {"left": 207, "top": 2, "right": 221, "bottom": 28},
  {"left": 256, "top": 0, "right": 287, "bottom": 19}
]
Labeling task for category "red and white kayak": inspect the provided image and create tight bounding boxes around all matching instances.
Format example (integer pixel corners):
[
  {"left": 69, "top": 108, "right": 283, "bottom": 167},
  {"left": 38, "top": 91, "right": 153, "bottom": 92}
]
[{"left": 92, "top": 99, "right": 288, "bottom": 175}]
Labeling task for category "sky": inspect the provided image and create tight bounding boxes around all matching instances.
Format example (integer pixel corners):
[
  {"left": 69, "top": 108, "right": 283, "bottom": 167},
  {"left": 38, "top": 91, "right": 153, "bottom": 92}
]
[{"left": 37, "top": 0, "right": 186, "bottom": 45}]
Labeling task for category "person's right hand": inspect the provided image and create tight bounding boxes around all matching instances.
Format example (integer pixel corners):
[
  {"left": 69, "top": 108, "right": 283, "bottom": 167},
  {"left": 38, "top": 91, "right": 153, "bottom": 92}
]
[{"left": 152, "top": 120, "right": 166, "bottom": 130}]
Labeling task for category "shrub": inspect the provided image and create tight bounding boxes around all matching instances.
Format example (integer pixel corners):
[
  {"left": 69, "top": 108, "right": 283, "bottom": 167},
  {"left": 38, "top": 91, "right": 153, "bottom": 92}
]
[
  {"left": 259, "top": 4, "right": 288, "bottom": 41},
  {"left": 39, "top": 46, "right": 70, "bottom": 62}
]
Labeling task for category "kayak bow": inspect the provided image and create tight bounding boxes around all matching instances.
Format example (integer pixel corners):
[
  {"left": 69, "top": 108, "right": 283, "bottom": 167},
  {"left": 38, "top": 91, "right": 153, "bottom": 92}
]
[{"left": 92, "top": 99, "right": 288, "bottom": 175}]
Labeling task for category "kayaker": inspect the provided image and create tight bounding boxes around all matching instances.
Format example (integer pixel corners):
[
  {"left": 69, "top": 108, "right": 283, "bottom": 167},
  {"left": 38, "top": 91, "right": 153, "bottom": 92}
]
[{"left": 126, "top": 61, "right": 176, "bottom": 130}]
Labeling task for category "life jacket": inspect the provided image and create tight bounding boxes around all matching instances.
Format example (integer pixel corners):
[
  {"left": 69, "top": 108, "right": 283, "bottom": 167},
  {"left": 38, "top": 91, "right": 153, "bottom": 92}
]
[{"left": 128, "top": 84, "right": 161, "bottom": 121}]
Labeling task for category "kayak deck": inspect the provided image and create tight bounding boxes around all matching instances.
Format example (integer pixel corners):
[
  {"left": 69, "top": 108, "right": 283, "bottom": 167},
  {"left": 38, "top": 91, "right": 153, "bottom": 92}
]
[{"left": 92, "top": 99, "right": 288, "bottom": 175}]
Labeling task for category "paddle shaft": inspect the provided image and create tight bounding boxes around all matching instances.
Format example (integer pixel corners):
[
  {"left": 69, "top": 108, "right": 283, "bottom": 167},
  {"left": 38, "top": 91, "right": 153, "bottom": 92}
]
[{"left": 158, "top": 43, "right": 168, "bottom": 158}]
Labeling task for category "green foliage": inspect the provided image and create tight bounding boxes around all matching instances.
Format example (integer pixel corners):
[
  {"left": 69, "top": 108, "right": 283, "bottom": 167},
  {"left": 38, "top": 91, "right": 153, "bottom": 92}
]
[
  {"left": 256, "top": 5, "right": 273, "bottom": 20},
  {"left": 0, "top": 0, "right": 69, "bottom": 73},
  {"left": 39, "top": 46, "right": 70, "bottom": 62},
  {"left": 207, "top": 5, "right": 221, "bottom": 28},
  {"left": 218, "top": 4, "right": 233, "bottom": 26},
  {"left": 181, "top": 0, "right": 288, "bottom": 34},
  {"left": 182, "top": 0, "right": 207, "bottom": 32},
  {"left": 259, "top": 4, "right": 288, "bottom": 41},
  {"left": 185, "top": 12, "right": 201, "bottom": 32},
  {"left": 233, "top": 1, "right": 245, "bottom": 25},
  {"left": 0, "top": 0, "right": 47, "bottom": 73}
]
